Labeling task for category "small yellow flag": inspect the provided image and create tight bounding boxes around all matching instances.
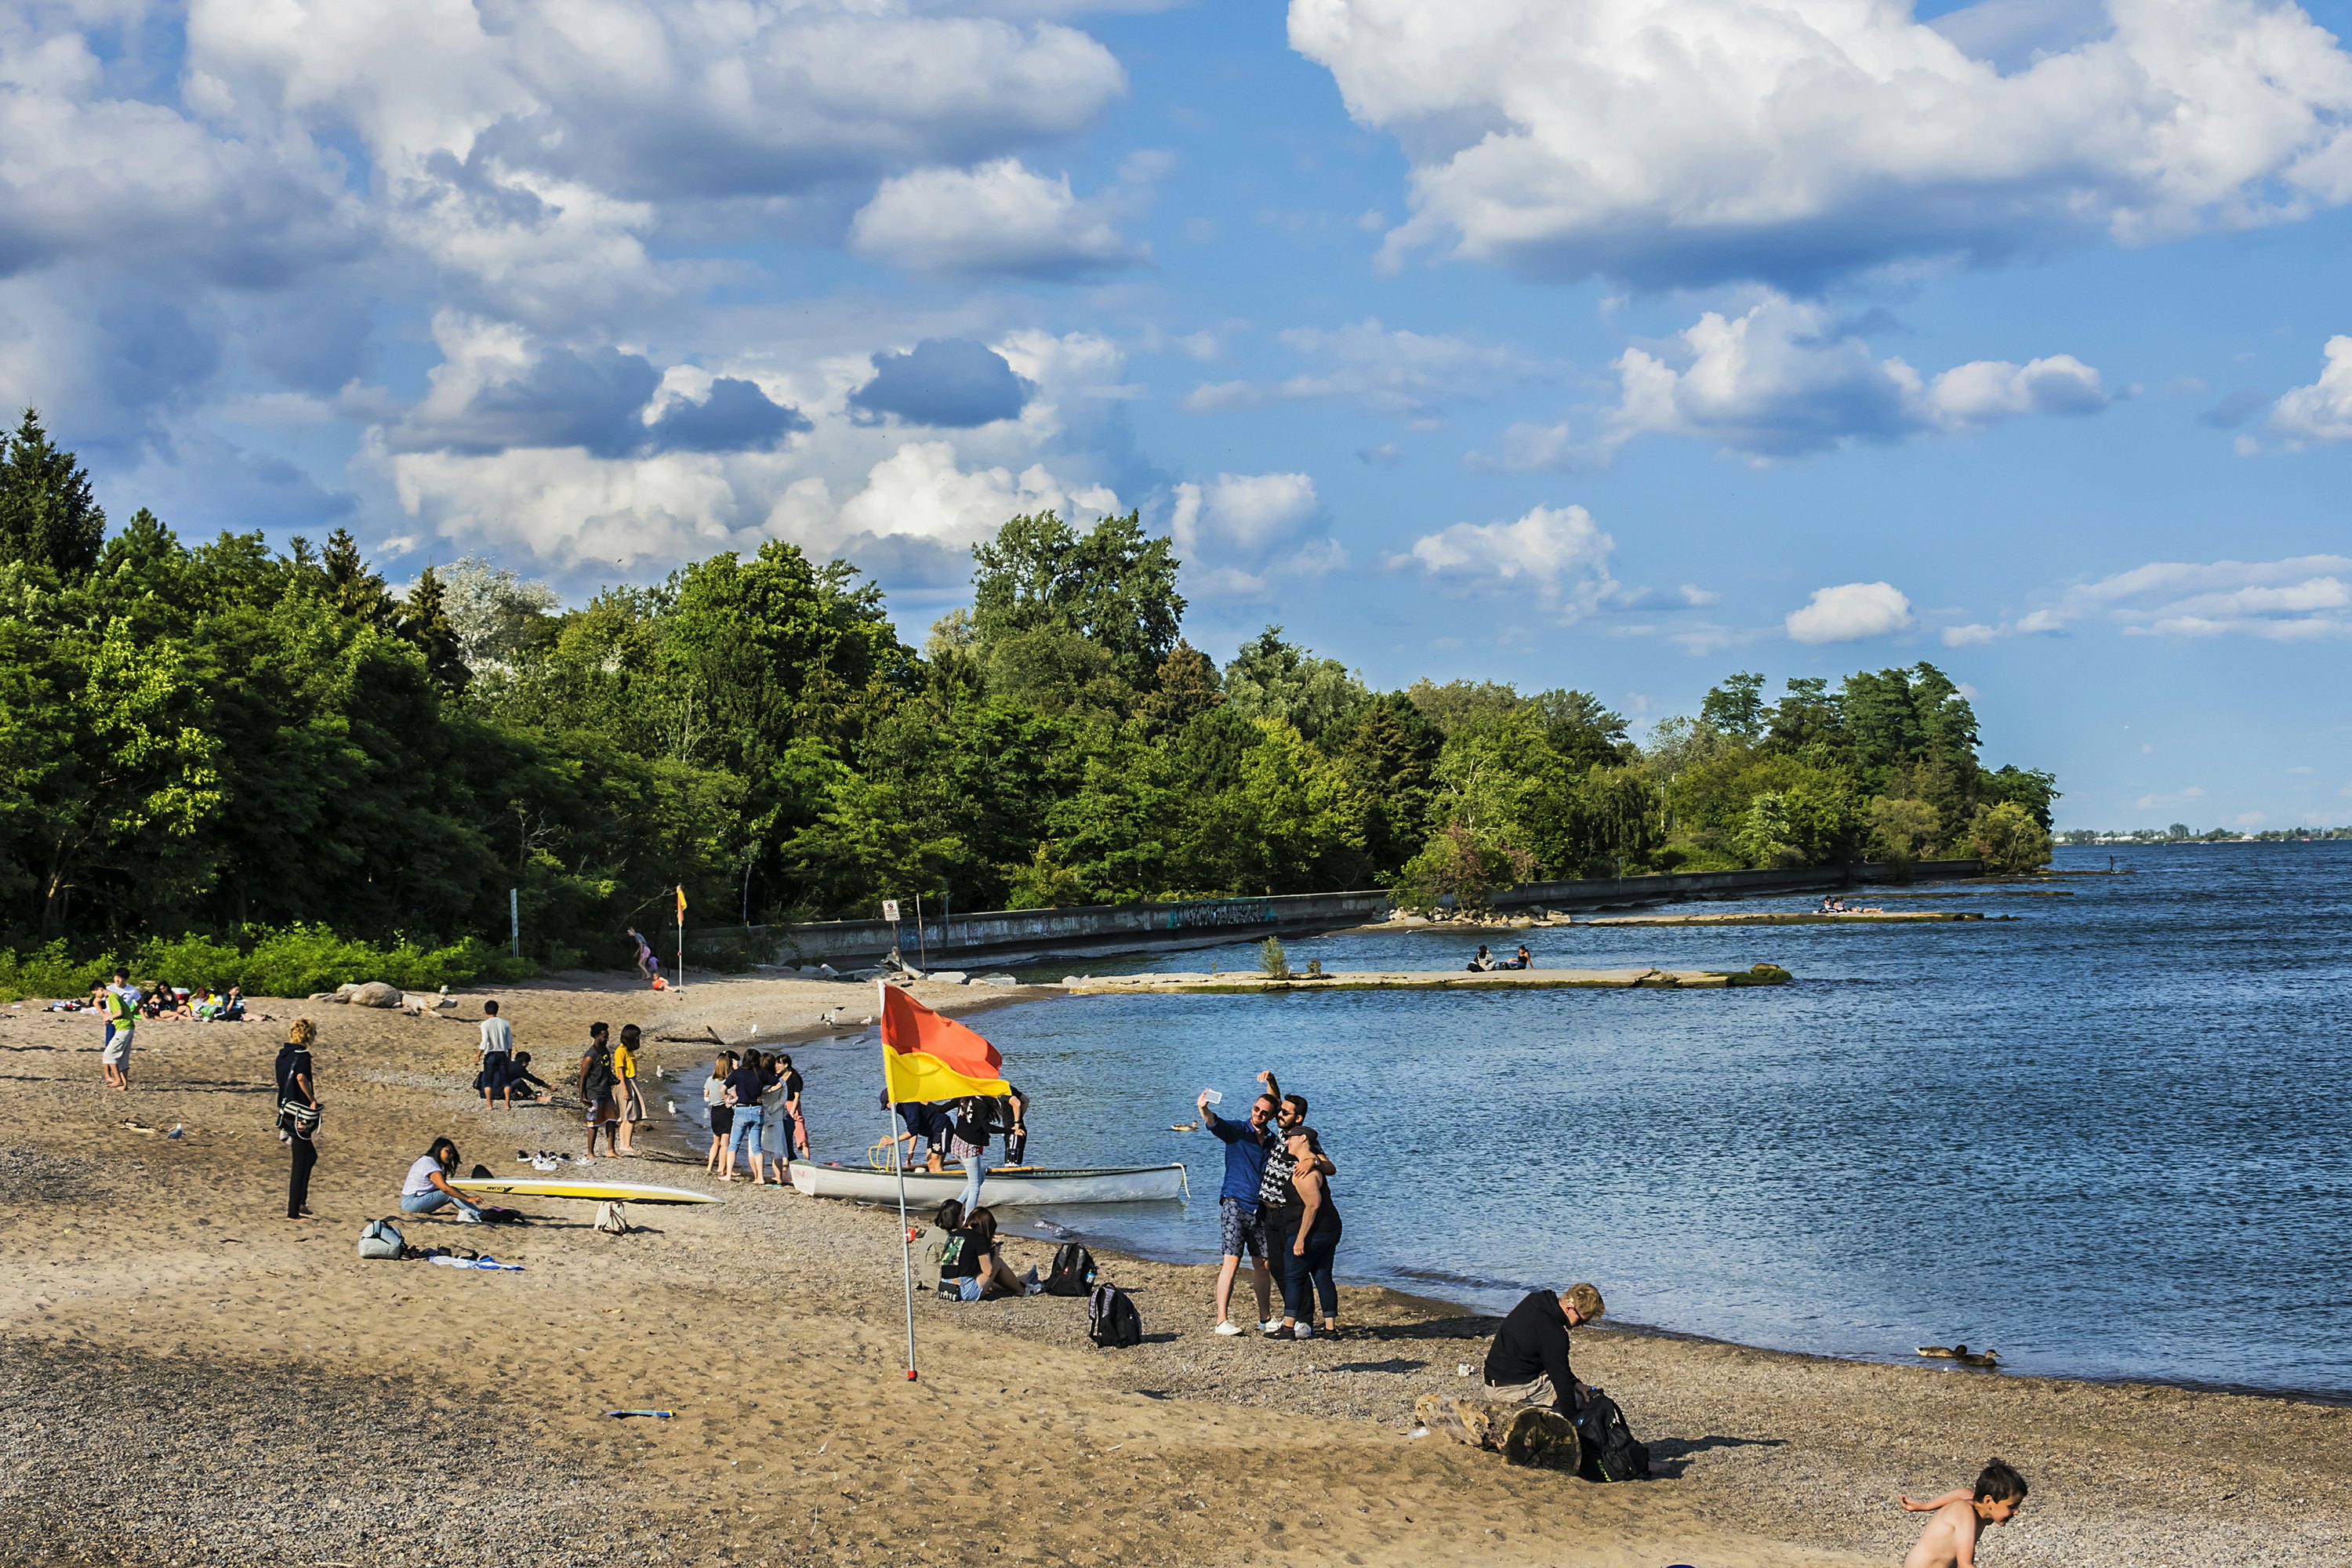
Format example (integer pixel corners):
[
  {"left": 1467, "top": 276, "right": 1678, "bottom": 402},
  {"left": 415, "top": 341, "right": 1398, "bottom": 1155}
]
[{"left": 675, "top": 884, "right": 688, "bottom": 921}]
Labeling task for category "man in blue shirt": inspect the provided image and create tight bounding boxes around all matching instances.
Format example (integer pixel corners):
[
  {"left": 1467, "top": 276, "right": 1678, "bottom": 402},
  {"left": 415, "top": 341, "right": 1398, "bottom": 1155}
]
[{"left": 1198, "top": 1075, "right": 1283, "bottom": 1335}]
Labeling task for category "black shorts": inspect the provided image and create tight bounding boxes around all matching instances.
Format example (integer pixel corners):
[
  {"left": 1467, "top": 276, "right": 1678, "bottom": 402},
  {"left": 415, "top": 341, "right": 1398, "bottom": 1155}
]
[{"left": 711, "top": 1105, "right": 734, "bottom": 1135}]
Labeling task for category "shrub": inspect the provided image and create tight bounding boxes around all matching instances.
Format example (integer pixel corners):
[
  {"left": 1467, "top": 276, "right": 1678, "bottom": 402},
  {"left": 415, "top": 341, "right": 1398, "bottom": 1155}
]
[
  {"left": 0, "top": 924, "right": 539, "bottom": 1002},
  {"left": 1260, "top": 937, "right": 1290, "bottom": 979}
]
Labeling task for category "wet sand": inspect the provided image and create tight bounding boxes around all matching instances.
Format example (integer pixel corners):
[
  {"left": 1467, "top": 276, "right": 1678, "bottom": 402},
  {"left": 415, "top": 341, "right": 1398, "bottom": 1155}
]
[{"left": 3, "top": 971, "right": 2347, "bottom": 1567}]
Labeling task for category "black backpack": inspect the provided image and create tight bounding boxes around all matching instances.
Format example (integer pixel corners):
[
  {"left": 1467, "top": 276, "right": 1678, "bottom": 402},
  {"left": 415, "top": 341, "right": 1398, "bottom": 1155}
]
[
  {"left": 1087, "top": 1284, "right": 1142, "bottom": 1348},
  {"left": 1574, "top": 1391, "right": 1651, "bottom": 1482},
  {"left": 1044, "top": 1242, "right": 1098, "bottom": 1298}
]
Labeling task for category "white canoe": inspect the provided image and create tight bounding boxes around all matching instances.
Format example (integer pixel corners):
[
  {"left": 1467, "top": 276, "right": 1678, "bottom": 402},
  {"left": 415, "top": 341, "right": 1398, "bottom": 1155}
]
[{"left": 786, "top": 1160, "right": 1185, "bottom": 1207}]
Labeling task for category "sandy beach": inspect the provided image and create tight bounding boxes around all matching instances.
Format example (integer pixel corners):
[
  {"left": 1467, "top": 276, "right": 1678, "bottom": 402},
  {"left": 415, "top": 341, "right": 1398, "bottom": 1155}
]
[{"left": 4, "top": 971, "right": 2348, "bottom": 1567}]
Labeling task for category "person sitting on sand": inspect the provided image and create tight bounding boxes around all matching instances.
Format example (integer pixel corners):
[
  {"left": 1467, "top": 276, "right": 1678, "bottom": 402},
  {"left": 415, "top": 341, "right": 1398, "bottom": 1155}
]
[
  {"left": 1898, "top": 1460, "right": 2028, "bottom": 1568},
  {"left": 220, "top": 984, "right": 248, "bottom": 1022},
  {"left": 1466, "top": 944, "right": 1494, "bottom": 973},
  {"left": 1484, "top": 1282, "right": 1605, "bottom": 1415},
  {"left": 936, "top": 1207, "right": 1040, "bottom": 1300},
  {"left": 1512, "top": 944, "right": 1533, "bottom": 970},
  {"left": 489, "top": 1051, "right": 552, "bottom": 1107},
  {"left": 401, "top": 1138, "right": 485, "bottom": 1223}
]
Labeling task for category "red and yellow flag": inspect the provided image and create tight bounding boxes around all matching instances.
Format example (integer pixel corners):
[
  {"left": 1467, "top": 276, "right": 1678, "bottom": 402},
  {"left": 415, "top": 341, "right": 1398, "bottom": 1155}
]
[
  {"left": 675, "top": 884, "right": 688, "bottom": 921},
  {"left": 880, "top": 985, "right": 1010, "bottom": 1104}
]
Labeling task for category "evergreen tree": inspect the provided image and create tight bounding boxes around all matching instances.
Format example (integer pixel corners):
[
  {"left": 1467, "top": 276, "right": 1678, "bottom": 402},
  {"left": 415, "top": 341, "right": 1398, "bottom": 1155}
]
[
  {"left": 399, "top": 566, "right": 470, "bottom": 694},
  {"left": 319, "top": 528, "right": 396, "bottom": 627},
  {"left": 0, "top": 410, "right": 105, "bottom": 578}
]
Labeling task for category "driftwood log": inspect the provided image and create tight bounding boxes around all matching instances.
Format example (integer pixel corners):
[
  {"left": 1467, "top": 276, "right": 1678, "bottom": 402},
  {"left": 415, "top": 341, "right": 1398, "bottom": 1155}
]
[{"left": 1414, "top": 1393, "right": 1580, "bottom": 1472}]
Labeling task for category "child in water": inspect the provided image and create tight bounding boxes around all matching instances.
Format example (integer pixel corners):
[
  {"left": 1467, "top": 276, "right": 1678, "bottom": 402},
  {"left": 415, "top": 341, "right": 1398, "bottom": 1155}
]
[{"left": 1898, "top": 1458, "right": 2027, "bottom": 1567}]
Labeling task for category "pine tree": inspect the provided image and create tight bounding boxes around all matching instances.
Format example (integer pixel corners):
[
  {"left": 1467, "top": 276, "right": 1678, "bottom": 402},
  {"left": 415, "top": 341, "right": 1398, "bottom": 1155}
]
[
  {"left": 399, "top": 564, "right": 470, "bottom": 694},
  {"left": 0, "top": 408, "right": 106, "bottom": 578},
  {"left": 319, "top": 527, "right": 395, "bottom": 627}
]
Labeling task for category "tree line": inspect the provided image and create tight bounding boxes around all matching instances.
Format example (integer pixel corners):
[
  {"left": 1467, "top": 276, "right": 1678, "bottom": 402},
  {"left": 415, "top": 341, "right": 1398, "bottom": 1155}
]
[{"left": 0, "top": 409, "right": 2055, "bottom": 967}]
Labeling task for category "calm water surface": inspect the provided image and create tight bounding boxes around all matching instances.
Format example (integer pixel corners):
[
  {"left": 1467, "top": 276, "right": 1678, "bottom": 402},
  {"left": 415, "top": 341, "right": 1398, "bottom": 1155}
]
[{"left": 782, "top": 844, "right": 2352, "bottom": 1398}]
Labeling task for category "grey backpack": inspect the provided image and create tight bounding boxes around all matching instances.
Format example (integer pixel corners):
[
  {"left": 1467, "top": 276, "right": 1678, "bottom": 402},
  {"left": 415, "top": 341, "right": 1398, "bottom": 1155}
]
[{"left": 357, "top": 1218, "right": 406, "bottom": 1260}]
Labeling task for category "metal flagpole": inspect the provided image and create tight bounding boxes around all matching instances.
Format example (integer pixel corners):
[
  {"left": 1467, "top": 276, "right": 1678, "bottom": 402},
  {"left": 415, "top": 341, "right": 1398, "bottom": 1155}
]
[
  {"left": 675, "top": 885, "right": 686, "bottom": 993},
  {"left": 883, "top": 978, "right": 919, "bottom": 1381}
]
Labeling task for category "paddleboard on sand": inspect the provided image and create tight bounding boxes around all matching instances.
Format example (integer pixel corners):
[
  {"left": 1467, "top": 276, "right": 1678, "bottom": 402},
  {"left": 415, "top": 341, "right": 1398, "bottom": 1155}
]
[{"left": 452, "top": 1178, "right": 719, "bottom": 1205}]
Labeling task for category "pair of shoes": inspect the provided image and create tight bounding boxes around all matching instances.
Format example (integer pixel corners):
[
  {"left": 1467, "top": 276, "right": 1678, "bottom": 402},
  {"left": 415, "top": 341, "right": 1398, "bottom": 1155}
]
[
  {"left": 1266, "top": 1324, "right": 1297, "bottom": 1340},
  {"left": 1213, "top": 1320, "right": 1244, "bottom": 1336}
]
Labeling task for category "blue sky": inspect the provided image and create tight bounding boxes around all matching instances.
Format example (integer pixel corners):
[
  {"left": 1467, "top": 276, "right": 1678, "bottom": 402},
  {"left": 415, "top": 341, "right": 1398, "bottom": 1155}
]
[{"left": 8, "top": 0, "right": 2352, "bottom": 829}]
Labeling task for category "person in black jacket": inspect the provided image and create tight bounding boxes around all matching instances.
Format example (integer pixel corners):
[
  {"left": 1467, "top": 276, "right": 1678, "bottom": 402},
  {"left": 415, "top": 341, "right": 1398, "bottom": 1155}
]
[
  {"left": 275, "top": 1018, "right": 321, "bottom": 1221},
  {"left": 1483, "top": 1282, "right": 1606, "bottom": 1413}
]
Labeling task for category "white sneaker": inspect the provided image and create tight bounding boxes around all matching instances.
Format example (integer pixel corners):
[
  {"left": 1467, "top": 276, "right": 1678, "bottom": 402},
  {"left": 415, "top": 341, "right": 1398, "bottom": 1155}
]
[
  {"left": 1214, "top": 1320, "right": 1244, "bottom": 1336},
  {"left": 1259, "top": 1319, "right": 1283, "bottom": 1334},
  {"left": 457, "top": 1209, "right": 482, "bottom": 1225},
  {"left": 1293, "top": 1322, "right": 1315, "bottom": 1340}
]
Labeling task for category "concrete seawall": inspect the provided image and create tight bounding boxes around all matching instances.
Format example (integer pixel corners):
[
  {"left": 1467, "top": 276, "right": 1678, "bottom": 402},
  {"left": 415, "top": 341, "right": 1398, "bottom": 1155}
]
[{"left": 687, "top": 858, "right": 1983, "bottom": 967}]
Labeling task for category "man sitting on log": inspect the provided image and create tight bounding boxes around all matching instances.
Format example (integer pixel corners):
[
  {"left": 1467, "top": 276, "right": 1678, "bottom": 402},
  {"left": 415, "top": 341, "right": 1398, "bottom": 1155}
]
[{"left": 1417, "top": 1282, "right": 1605, "bottom": 1468}]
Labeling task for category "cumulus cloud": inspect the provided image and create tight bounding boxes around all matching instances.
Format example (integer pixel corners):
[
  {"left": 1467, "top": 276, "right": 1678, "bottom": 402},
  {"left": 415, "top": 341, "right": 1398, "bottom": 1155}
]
[
  {"left": 388, "top": 314, "right": 807, "bottom": 459},
  {"left": 1289, "top": 0, "right": 2352, "bottom": 288},
  {"left": 190, "top": 0, "right": 1124, "bottom": 201},
  {"left": 1591, "top": 295, "right": 2108, "bottom": 459},
  {"left": 1168, "top": 472, "right": 1341, "bottom": 596},
  {"left": 386, "top": 433, "right": 1117, "bottom": 577},
  {"left": 850, "top": 339, "right": 1037, "bottom": 428},
  {"left": 849, "top": 159, "right": 1142, "bottom": 278},
  {"left": 1786, "top": 582, "right": 1915, "bottom": 643},
  {"left": 1389, "top": 503, "right": 1620, "bottom": 619},
  {"left": 1183, "top": 318, "right": 1533, "bottom": 418},
  {"left": 2017, "top": 556, "right": 2352, "bottom": 639},
  {"left": 2270, "top": 335, "right": 2352, "bottom": 443}
]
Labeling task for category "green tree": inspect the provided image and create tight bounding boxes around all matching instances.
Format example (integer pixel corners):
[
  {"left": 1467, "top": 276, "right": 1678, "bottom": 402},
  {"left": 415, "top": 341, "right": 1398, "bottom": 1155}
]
[
  {"left": 1221, "top": 626, "right": 1367, "bottom": 742},
  {"left": 1866, "top": 796, "right": 1941, "bottom": 870},
  {"left": 1970, "top": 801, "right": 2053, "bottom": 873},
  {"left": 399, "top": 566, "right": 470, "bottom": 694},
  {"left": 1700, "top": 671, "right": 1766, "bottom": 741},
  {"left": 970, "top": 511, "right": 1184, "bottom": 692},
  {"left": 0, "top": 410, "right": 105, "bottom": 579},
  {"left": 1137, "top": 641, "right": 1224, "bottom": 737}
]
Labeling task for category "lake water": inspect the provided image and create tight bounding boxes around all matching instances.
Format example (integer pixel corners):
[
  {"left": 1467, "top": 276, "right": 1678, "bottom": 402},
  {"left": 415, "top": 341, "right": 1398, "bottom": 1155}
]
[{"left": 779, "top": 843, "right": 2352, "bottom": 1400}]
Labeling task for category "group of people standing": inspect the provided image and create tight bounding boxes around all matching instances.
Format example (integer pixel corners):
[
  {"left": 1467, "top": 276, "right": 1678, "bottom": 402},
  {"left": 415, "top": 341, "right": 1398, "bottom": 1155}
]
[
  {"left": 894, "top": 1088, "right": 1029, "bottom": 1211},
  {"left": 702, "top": 1048, "right": 808, "bottom": 1184},
  {"left": 1199, "top": 1069, "right": 1343, "bottom": 1340}
]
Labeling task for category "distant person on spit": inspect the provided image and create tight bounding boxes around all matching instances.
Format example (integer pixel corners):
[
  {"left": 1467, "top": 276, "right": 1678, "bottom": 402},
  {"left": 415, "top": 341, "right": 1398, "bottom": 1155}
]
[
  {"left": 401, "top": 1138, "right": 485, "bottom": 1223},
  {"left": 1485, "top": 1282, "right": 1605, "bottom": 1414},
  {"left": 1197, "top": 1077, "right": 1281, "bottom": 1334},
  {"left": 1897, "top": 1460, "right": 2028, "bottom": 1568}
]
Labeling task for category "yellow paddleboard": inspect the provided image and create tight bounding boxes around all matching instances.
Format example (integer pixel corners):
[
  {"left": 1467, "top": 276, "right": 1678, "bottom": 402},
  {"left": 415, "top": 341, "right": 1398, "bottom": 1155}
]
[{"left": 453, "top": 1178, "right": 720, "bottom": 1205}]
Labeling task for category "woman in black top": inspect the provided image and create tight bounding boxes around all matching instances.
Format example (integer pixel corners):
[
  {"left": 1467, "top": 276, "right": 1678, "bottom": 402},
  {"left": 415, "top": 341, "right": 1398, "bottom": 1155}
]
[
  {"left": 1267, "top": 1127, "right": 1342, "bottom": 1339},
  {"left": 276, "top": 1018, "right": 321, "bottom": 1220}
]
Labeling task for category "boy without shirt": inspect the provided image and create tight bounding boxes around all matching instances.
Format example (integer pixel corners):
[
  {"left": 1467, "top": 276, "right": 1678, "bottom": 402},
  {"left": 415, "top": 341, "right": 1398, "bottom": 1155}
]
[{"left": 1899, "top": 1458, "right": 2028, "bottom": 1568}]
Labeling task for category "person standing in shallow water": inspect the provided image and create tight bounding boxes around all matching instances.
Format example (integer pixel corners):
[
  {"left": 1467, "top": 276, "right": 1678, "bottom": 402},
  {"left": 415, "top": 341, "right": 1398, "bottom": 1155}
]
[{"left": 277, "top": 1018, "right": 321, "bottom": 1221}]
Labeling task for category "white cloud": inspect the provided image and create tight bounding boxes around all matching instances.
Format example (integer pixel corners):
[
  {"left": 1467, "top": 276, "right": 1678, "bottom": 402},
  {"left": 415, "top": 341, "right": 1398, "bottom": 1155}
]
[
  {"left": 2021, "top": 555, "right": 2352, "bottom": 640},
  {"left": 1170, "top": 472, "right": 1341, "bottom": 597},
  {"left": 1290, "top": 0, "right": 2352, "bottom": 287},
  {"left": 850, "top": 158, "right": 1142, "bottom": 278},
  {"left": 1942, "top": 622, "right": 1998, "bottom": 647},
  {"left": 2270, "top": 334, "right": 2352, "bottom": 443},
  {"left": 1390, "top": 503, "right": 1620, "bottom": 619},
  {"left": 1183, "top": 318, "right": 1532, "bottom": 418},
  {"left": 1786, "top": 582, "right": 1915, "bottom": 644},
  {"left": 1595, "top": 295, "right": 2107, "bottom": 459}
]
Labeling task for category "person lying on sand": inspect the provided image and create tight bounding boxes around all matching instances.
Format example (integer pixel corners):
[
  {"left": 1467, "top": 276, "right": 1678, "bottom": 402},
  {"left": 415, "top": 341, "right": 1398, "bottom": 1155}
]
[{"left": 1898, "top": 1459, "right": 2028, "bottom": 1568}]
